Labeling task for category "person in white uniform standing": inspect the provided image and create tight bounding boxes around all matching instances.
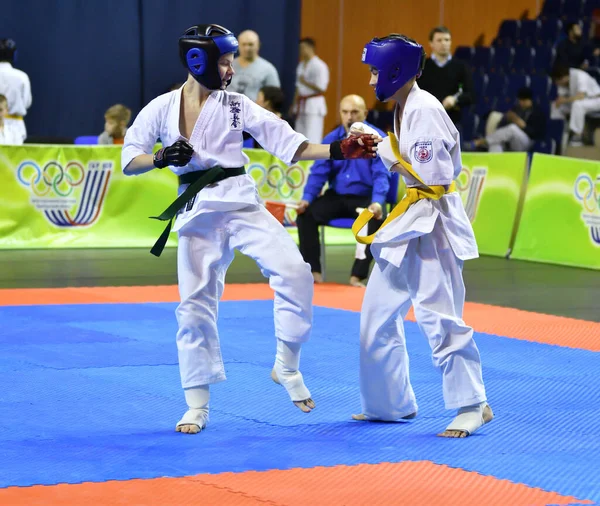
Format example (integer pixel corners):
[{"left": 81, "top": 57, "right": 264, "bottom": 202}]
[
  {"left": 121, "top": 24, "right": 381, "bottom": 435},
  {"left": 0, "top": 39, "right": 32, "bottom": 142},
  {"left": 350, "top": 34, "right": 493, "bottom": 438},
  {"left": 292, "top": 38, "right": 330, "bottom": 143}
]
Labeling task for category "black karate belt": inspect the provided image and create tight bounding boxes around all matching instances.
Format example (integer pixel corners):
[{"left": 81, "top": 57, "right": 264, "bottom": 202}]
[{"left": 149, "top": 166, "right": 246, "bottom": 257}]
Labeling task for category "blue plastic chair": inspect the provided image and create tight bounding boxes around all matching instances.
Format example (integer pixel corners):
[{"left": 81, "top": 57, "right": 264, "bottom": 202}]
[
  {"left": 489, "top": 47, "right": 513, "bottom": 75},
  {"left": 541, "top": 0, "right": 564, "bottom": 20},
  {"left": 493, "top": 20, "right": 519, "bottom": 47},
  {"left": 493, "top": 74, "right": 529, "bottom": 112},
  {"left": 562, "top": 1, "right": 583, "bottom": 20},
  {"left": 512, "top": 47, "right": 535, "bottom": 75},
  {"left": 454, "top": 46, "right": 473, "bottom": 64},
  {"left": 318, "top": 171, "right": 400, "bottom": 281},
  {"left": 530, "top": 75, "right": 552, "bottom": 100},
  {"left": 74, "top": 135, "right": 99, "bottom": 145},
  {"left": 517, "top": 20, "right": 540, "bottom": 46},
  {"left": 532, "top": 46, "right": 555, "bottom": 74},
  {"left": 538, "top": 18, "right": 563, "bottom": 46},
  {"left": 471, "top": 47, "right": 493, "bottom": 74}
]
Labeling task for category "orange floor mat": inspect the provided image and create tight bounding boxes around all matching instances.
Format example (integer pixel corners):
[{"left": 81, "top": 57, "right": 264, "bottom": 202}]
[
  {"left": 1, "top": 283, "right": 599, "bottom": 351},
  {"left": 0, "top": 461, "right": 590, "bottom": 506}
]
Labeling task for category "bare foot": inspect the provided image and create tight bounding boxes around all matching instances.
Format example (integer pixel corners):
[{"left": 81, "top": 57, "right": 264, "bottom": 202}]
[
  {"left": 352, "top": 412, "right": 417, "bottom": 421},
  {"left": 271, "top": 368, "right": 315, "bottom": 413},
  {"left": 295, "top": 398, "right": 316, "bottom": 412},
  {"left": 349, "top": 276, "right": 366, "bottom": 288},
  {"left": 437, "top": 403, "right": 493, "bottom": 438},
  {"left": 175, "top": 408, "right": 208, "bottom": 434},
  {"left": 176, "top": 424, "right": 202, "bottom": 434},
  {"left": 312, "top": 272, "right": 323, "bottom": 283}
]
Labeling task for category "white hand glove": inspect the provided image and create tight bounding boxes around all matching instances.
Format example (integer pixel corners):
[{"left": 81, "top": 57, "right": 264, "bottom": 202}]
[{"left": 348, "top": 122, "right": 380, "bottom": 138}]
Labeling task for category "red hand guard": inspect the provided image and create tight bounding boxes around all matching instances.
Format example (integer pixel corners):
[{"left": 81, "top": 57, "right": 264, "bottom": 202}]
[{"left": 340, "top": 134, "right": 377, "bottom": 159}]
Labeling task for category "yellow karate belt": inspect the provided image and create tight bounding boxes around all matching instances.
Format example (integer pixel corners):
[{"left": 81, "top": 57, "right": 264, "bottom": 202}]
[
  {"left": 352, "top": 132, "right": 456, "bottom": 245},
  {"left": 6, "top": 114, "right": 23, "bottom": 120}
]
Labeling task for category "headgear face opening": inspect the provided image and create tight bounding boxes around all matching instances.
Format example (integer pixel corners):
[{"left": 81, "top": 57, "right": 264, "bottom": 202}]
[
  {"left": 362, "top": 35, "right": 425, "bottom": 101},
  {"left": 179, "top": 24, "right": 238, "bottom": 90},
  {"left": 0, "top": 39, "right": 17, "bottom": 63}
]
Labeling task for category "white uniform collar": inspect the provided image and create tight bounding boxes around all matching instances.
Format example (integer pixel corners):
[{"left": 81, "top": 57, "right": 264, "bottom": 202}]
[{"left": 394, "top": 83, "right": 420, "bottom": 137}]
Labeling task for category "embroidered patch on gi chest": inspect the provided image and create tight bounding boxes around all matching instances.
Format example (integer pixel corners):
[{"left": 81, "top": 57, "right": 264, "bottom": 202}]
[
  {"left": 229, "top": 100, "right": 242, "bottom": 130},
  {"left": 414, "top": 141, "right": 433, "bottom": 163}
]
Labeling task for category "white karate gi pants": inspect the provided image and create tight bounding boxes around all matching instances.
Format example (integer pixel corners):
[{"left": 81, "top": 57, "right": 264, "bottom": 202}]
[
  {"left": 486, "top": 124, "right": 533, "bottom": 152},
  {"left": 552, "top": 97, "right": 600, "bottom": 135},
  {"left": 359, "top": 221, "right": 487, "bottom": 419},
  {"left": 176, "top": 205, "right": 313, "bottom": 388}
]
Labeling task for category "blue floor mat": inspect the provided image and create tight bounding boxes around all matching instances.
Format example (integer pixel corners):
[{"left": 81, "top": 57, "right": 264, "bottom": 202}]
[{"left": 0, "top": 301, "right": 598, "bottom": 501}]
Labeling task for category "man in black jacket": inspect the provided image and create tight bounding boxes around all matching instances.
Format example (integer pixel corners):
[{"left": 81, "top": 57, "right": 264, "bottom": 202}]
[
  {"left": 417, "top": 26, "right": 474, "bottom": 126},
  {"left": 467, "top": 88, "right": 546, "bottom": 152}
]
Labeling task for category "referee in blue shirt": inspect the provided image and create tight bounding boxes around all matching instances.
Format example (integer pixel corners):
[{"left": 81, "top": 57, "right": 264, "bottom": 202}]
[{"left": 296, "top": 95, "right": 390, "bottom": 287}]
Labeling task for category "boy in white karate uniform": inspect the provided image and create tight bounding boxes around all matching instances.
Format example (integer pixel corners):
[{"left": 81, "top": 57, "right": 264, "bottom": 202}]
[
  {"left": 121, "top": 24, "right": 380, "bottom": 434},
  {"left": 351, "top": 34, "right": 493, "bottom": 437}
]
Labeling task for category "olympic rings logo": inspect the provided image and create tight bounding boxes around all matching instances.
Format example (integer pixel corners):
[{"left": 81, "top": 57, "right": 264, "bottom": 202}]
[
  {"left": 574, "top": 173, "right": 600, "bottom": 214},
  {"left": 17, "top": 160, "right": 85, "bottom": 197},
  {"left": 248, "top": 163, "right": 306, "bottom": 199}
]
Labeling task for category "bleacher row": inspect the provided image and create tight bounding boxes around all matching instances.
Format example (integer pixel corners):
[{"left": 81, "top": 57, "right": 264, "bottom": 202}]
[{"left": 455, "top": 0, "right": 600, "bottom": 154}]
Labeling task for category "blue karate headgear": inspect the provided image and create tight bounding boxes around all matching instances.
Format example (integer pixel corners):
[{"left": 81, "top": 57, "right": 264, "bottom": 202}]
[
  {"left": 0, "top": 39, "right": 17, "bottom": 63},
  {"left": 179, "top": 24, "right": 238, "bottom": 90},
  {"left": 362, "top": 34, "right": 426, "bottom": 101}
]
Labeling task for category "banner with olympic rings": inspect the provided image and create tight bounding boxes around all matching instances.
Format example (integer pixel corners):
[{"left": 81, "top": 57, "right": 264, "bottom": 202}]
[
  {"left": 512, "top": 154, "right": 600, "bottom": 269},
  {"left": 246, "top": 149, "right": 312, "bottom": 226},
  {"left": 0, "top": 145, "right": 179, "bottom": 249},
  {"left": 0, "top": 145, "right": 531, "bottom": 255}
]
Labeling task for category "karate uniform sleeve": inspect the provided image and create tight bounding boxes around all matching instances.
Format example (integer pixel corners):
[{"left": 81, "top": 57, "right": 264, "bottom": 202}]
[
  {"left": 121, "top": 99, "right": 163, "bottom": 171},
  {"left": 404, "top": 107, "right": 456, "bottom": 186},
  {"left": 314, "top": 60, "right": 329, "bottom": 93},
  {"left": 243, "top": 95, "right": 308, "bottom": 165}
]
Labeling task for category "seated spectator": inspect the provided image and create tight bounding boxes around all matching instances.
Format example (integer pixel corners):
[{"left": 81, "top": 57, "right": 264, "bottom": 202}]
[
  {"left": 256, "top": 86, "right": 284, "bottom": 117},
  {"left": 0, "top": 94, "right": 24, "bottom": 145},
  {"left": 556, "top": 22, "right": 600, "bottom": 70},
  {"left": 244, "top": 86, "right": 286, "bottom": 148},
  {"left": 465, "top": 88, "right": 546, "bottom": 152},
  {"left": 551, "top": 64, "right": 600, "bottom": 146},
  {"left": 98, "top": 104, "right": 131, "bottom": 145},
  {"left": 295, "top": 94, "right": 390, "bottom": 287}
]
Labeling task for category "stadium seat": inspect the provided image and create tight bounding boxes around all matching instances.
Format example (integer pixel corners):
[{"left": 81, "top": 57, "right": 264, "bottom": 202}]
[
  {"left": 562, "top": 1, "right": 583, "bottom": 20},
  {"left": 532, "top": 46, "right": 555, "bottom": 74},
  {"left": 540, "top": 0, "right": 564, "bottom": 21},
  {"left": 538, "top": 18, "right": 563, "bottom": 45},
  {"left": 473, "top": 73, "right": 488, "bottom": 99},
  {"left": 471, "top": 47, "right": 493, "bottom": 74},
  {"left": 517, "top": 20, "right": 540, "bottom": 46},
  {"left": 530, "top": 75, "right": 553, "bottom": 100},
  {"left": 496, "top": 75, "right": 530, "bottom": 111},
  {"left": 74, "top": 136, "right": 99, "bottom": 145},
  {"left": 494, "top": 20, "right": 519, "bottom": 47},
  {"left": 490, "top": 47, "right": 513, "bottom": 74},
  {"left": 512, "top": 47, "right": 535, "bottom": 74},
  {"left": 454, "top": 46, "right": 473, "bottom": 64}
]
